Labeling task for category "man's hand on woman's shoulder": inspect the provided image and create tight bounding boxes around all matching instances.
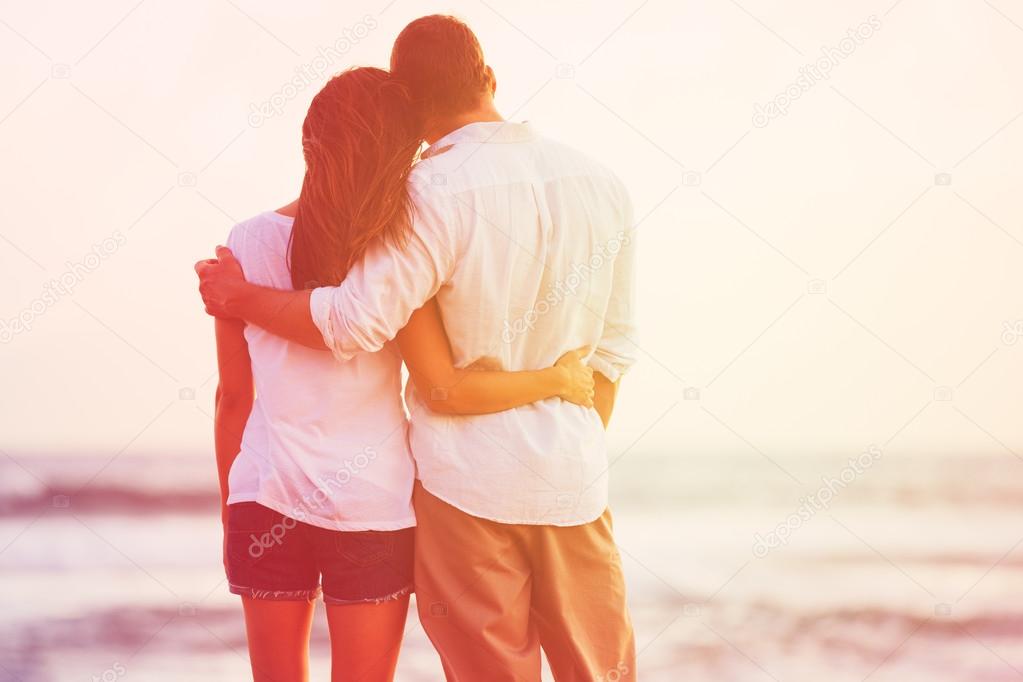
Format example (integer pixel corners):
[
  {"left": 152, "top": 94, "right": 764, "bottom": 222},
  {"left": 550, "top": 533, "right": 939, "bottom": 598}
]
[{"left": 195, "top": 245, "right": 247, "bottom": 318}]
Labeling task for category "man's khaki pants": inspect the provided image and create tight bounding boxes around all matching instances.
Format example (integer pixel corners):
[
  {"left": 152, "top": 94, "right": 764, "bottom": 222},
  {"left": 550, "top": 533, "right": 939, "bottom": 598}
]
[{"left": 412, "top": 481, "right": 636, "bottom": 681}]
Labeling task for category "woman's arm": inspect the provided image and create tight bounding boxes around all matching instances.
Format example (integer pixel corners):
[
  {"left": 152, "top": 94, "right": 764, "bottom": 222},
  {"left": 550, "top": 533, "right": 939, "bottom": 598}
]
[
  {"left": 396, "top": 299, "right": 594, "bottom": 415},
  {"left": 213, "top": 318, "right": 254, "bottom": 526},
  {"left": 592, "top": 372, "right": 619, "bottom": 428}
]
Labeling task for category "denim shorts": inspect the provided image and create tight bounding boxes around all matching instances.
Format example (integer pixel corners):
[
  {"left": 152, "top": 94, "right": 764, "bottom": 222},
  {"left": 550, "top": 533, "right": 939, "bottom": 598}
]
[{"left": 224, "top": 502, "right": 414, "bottom": 604}]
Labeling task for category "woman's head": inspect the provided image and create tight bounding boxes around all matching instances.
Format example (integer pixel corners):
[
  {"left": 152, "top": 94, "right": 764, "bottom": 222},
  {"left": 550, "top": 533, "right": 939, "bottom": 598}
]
[{"left": 289, "top": 67, "right": 420, "bottom": 289}]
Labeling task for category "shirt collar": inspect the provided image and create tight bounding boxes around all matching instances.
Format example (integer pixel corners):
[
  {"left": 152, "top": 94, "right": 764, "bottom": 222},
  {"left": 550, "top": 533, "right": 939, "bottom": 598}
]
[{"left": 422, "top": 121, "right": 535, "bottom": 159}]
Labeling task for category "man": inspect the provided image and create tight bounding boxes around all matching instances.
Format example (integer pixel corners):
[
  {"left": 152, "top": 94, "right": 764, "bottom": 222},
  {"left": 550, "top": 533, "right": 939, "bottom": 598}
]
[{"left": 198, "top": 15, "right": 637, "bottom": 681}]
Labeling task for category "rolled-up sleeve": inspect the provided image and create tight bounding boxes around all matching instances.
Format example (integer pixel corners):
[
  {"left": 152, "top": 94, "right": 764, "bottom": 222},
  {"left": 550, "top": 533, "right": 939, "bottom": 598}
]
[
  {"left": 589, "top": 188, "right": 638, "bottom": 383},
  {"left": 310, "top": 187, "right": 457, "bottom": 362}
]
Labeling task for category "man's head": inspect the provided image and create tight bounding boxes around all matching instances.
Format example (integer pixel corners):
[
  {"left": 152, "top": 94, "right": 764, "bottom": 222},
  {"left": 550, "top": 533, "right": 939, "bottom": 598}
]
[{"left": 390, "top": 15, "right": 497, "bottom": 138}]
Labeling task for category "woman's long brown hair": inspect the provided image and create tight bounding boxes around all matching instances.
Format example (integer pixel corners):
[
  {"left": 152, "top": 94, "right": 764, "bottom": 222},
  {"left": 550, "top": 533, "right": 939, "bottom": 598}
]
[{"left": 288, "top": 67, "right": 421, "bottom": 289}]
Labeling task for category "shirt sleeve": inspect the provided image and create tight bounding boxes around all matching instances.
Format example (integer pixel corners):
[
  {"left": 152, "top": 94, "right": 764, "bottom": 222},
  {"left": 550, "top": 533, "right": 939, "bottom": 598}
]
[
  {"left": 588, "top": 185, "right": 639, "bottom": 383},
  {"left": 309, "top": 186, "right": 458, "bottom": 362},
  {"left": 225, "top": 222, "right": 242, "bottom": 259}
]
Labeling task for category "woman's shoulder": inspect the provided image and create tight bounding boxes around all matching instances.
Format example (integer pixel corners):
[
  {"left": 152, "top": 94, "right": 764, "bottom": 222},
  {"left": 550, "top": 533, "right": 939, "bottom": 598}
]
[
  {"left": 226, "top": 211, "right": 293, "bottom": 256},
  {"left": 225, "top": 211, "right": 293, "bottom": 286}
]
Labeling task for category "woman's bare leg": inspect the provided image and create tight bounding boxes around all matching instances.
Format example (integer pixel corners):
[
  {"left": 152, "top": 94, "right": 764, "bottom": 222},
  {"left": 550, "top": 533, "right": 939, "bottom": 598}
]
[
  {"left": 325, "top": 595, "right": 410, "bottom": 682},
  {"left": 241, "top": 596, "right": 316, "bottom": 682}
]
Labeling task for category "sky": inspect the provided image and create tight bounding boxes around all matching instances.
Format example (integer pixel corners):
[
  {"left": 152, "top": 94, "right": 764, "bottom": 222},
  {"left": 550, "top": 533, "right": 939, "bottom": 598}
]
[{"left": 2, "top": 0, "right": 1022, "bottom": 462}]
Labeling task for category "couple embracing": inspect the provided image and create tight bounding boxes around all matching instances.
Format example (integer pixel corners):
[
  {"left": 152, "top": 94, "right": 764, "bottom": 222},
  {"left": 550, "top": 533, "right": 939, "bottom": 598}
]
[{"left": 196, "top": 14, "right": 637, "bottom": 682}]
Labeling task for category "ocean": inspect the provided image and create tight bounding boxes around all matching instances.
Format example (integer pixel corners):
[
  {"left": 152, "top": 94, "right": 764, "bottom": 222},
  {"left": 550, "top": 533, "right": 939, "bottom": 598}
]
[{"left": 1, "top": 451, "right": 1020, "bottom": 681}]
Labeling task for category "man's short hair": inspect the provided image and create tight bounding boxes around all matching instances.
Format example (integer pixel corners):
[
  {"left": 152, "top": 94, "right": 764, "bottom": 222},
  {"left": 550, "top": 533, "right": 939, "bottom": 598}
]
[{"left": 390, "top": 15, "right": 491, "bottom": 121}]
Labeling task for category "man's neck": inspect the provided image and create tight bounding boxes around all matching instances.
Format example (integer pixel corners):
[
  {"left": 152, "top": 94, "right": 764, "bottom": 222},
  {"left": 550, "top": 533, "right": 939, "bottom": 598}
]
[{"left": 426, "top": 103, "right": 505, "bottom": 145}]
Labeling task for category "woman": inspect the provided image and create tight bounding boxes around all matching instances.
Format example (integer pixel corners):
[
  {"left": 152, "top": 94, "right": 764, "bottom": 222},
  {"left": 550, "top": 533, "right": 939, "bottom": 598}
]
[{"left": 212, "top": 67, "right": 595, "bottom": 682}]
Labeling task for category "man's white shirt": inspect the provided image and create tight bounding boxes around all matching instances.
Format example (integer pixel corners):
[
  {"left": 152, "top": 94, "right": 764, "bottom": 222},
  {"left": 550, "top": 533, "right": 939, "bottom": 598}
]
[{"left": 310, "top": 121, "right": 637, "bottom": 526}]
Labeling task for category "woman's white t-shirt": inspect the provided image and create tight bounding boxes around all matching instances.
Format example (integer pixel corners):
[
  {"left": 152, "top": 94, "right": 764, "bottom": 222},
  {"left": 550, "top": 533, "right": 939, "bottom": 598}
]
[{"left": 225, "top": 211, "right": 415, "bottom": 531}]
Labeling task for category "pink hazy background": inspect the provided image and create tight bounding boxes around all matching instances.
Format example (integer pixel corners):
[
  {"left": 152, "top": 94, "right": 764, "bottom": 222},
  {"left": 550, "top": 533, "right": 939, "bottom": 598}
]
[{"left": 3, "top": 1, "right": 1023, "bottom": 680}]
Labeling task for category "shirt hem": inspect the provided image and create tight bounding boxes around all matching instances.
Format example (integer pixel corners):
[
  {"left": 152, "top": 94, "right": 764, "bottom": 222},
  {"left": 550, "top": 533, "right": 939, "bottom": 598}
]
[
  {"left": 418, "top": 480, "right": 604, "bottom": 527},
  {"left": 588, "top": 354, "right": 628, "bottom": 383},
  {"left": 228, "top": 492, "right": 416, "bottom": 532},
  {"left": 226, "top": 491, "right": 258, "bottom": 505}
]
